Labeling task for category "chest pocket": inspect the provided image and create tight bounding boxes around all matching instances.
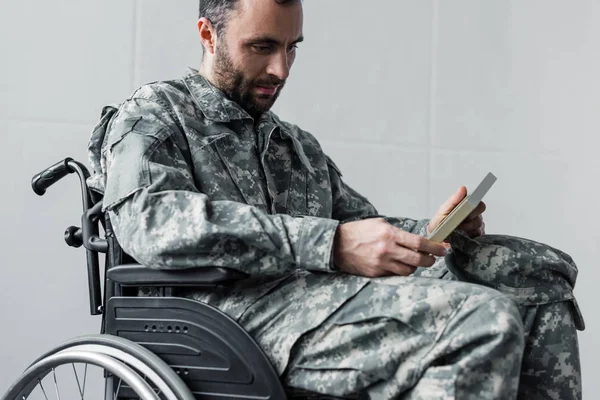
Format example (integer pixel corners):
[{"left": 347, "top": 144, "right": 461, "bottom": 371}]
[
  {"left": 185, "top": 124, "right": 335, "bottom": 218},
  {"left": 187, "top": 131, "right": 247, "bottom": 204},
  {"left": 283, "top": 152, "right": 308, "bottom": 216},
  {"left": 187, "top": 128, "right": 272, "bottom": 213},
  {"left": 287, "top": 151, "right": 333, "bottom": 218}
]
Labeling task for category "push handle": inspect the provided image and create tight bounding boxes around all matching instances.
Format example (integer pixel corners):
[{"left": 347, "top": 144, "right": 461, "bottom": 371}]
[
  {"left": 31, "top": 158, "right": 104, "bottom": 316},
  {"left": 31, "top": 157, "right": 74, "bottom": 196}
]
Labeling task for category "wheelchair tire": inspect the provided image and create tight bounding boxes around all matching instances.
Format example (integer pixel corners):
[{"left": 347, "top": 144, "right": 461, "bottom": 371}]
[
  {"left": 2, "top": 334, "right": 195, "bottom": 400},
  {"left": 1, "top": 350, "right": 160, "bottom": 400},
  {"left": 58, "top": 344, "right": 185, "bottom": 400},
  {"left": 29, "top": 334, "right": 194, "bottom": 400}
]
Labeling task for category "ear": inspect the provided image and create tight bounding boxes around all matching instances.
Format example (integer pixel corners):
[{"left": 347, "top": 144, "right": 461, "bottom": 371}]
[{"left": 197, "top": 17, "right": 216, "bottom": 55}]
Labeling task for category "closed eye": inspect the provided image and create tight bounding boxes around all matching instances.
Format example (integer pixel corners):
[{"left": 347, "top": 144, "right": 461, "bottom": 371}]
[{"left": 252, "top": 45, "right": 273, "bottom": 54}]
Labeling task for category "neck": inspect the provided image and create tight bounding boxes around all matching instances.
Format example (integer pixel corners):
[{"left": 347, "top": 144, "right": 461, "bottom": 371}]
[
  {"left": 198, "top": 60, "right": 268, "bottom": 122},
  {"left": 198, "top": 60, "right": 219, "bottom": 90}
]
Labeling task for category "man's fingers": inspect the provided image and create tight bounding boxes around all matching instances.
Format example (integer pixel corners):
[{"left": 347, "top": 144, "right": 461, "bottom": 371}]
[
  {"left": 428, "top": 186, "right": 468, "bottom": 234},
  {"left": 466, "top": 201, "right": 486, "bottom": 221},
  {"left": 474, "top": 220, "right": 486, "bottom": 237},
  {"left": 443, "top": 186, "right": 467, "bottom": 212},
  {"left": 385, "top": 261, "right": 418, "bottom": 276},
  {"left": 391, "top": 248, "right": 436, "bottom": 268},
  {"left": 394, "top": 230, "right": 447, "bottom": 258},
  {"left": 459, "top": 215, "right": 483, "bottom": 232},
  {"left": 416, "top": 235, "right": 447, "bottom": 257},
  {"left": 458, "top": 216, "right": 487, "bottom": 238}
]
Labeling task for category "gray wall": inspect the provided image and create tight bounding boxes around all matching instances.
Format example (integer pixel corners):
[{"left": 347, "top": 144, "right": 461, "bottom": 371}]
[{"left": 1, "top": 0, "right": 598, "bottom": 396}]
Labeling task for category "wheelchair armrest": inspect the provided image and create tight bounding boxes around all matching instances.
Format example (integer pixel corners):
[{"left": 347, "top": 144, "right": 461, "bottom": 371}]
[{"left": 107, "top": 264, "right": 248, "bottom": 287}]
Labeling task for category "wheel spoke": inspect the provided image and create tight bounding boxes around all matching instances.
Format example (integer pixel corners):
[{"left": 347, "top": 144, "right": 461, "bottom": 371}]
[
  {"left": 71, "top": 364, "right": 84, "bottom": 398},
  {"left": 114, "top": 378, "right": 122, "bottom": 398},
  {"left": 52, "top": 368, "right": 61, "bottom": 400},
  {"left": 81, "top": 363, "right": 88, "bottom": 398},
  {"left": 37, "top": 379, "right": 50, "bottom": 400},
  {"left": 7, "top": 349, "right": 166, "bottom": 400}
]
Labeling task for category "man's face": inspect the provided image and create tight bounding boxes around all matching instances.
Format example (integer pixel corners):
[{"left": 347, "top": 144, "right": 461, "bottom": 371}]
[{"left": 210, "top": 0, "right": 303, "bottom": 119}]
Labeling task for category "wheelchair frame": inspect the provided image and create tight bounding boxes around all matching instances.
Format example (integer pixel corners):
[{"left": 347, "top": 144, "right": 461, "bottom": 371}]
[{"left": 2, "top": 158, "right": 354, "bottom": 400}]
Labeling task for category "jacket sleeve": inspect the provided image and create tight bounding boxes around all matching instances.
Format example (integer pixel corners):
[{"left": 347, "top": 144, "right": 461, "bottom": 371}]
[
  {"left": 326, "top": 156, "right": 430, "bottom": 236},
  {"left": 102, "top": 99, "right": 339, "bottom": 275}
]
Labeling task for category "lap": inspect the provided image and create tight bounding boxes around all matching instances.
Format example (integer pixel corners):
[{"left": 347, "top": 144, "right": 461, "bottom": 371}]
[
  {"left": 237, "top": 266, "right": 508, "bottom": 375},
  {"left": 281, "top": 275, "right": 517, "bottom": 396},
  {"left": 241, "top": 233, "right": 584, "bottom": 392},
  {"left": 278, "top": 233, "right": 584, "bottom": 397}
]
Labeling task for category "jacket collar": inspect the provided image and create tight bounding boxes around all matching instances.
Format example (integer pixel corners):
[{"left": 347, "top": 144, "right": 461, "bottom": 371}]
[
  {"left": 183, "top": 67, "right": 251, "bottom": 122},
  {"left": 182, "top": 68, "right": 315, "bottom": 174}
]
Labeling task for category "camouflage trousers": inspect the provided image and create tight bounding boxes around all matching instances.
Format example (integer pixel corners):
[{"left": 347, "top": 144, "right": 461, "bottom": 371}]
[{"left": 280, "top": 234, "right": 584, "bottom": 400}]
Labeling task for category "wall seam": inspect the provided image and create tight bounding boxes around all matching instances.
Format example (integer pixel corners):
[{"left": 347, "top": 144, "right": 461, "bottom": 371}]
[
  {"left": 427, "top": 0, "right": 439, "bottom": 215},
  {"left": 131, "top": 0, "right": 142, "bottom": 91}
]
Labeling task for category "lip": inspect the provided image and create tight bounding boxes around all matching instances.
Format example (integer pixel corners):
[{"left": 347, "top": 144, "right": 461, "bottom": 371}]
[{"left": 255, "top": 85, "right": 279, "bottom": 95}]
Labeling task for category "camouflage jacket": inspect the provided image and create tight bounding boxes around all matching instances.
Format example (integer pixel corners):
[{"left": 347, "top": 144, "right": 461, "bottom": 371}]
[
  {"left": 87, "top": 68, "right": 429, "bottom": 321},
  {"left": 87, "top": 70, "right": 586, "bottom": 378}
]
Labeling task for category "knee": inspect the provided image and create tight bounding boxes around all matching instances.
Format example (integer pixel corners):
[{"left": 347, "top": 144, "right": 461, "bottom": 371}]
[
  {"left": 448, "top": 234, "right": 579, "bottom": 305},
  {"left": 459, "top": 288, "right": 525, "bottom": 348},
  {"left": 489, "top": 295, "right": 524, "bottom": 335},
  {"left": 477, "top": 294, "right": 525, "bottom": 352}
]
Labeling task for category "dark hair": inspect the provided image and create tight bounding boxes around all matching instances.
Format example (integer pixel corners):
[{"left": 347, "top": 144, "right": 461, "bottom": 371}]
[{"left": 199, "top": 0, "right": 298, "bottom": 35}]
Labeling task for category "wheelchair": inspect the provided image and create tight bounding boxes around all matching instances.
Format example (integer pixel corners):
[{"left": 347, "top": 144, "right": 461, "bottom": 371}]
[{"left": 2, "top": 158, "right": 357, "bottom": 400}]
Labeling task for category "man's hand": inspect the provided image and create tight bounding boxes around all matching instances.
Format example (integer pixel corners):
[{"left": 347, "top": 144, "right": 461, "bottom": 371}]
[
  {"left": 427, "top": 186, "right": 486, "bottom": 240},
  {"left": 333, "top": 218, "right": 448, "bottom": 278}
]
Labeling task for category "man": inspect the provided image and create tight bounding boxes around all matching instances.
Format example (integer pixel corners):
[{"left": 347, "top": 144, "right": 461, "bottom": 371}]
[{"left": 87, "top": 0, "right": 584, "bottom": 398}]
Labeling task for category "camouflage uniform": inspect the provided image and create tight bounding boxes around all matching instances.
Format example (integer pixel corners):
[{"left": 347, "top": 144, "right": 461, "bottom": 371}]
[{"left": 87, "top": 68, "right": 585, "bottom": 399}]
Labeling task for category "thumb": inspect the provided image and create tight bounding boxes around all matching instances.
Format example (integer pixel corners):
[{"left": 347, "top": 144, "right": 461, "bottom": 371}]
[
  {"left": 440, "top": 186, "right": 467, "bottom": 215},
  {"left": 428, "top": 186, "right": 468, "bottom": 235}
]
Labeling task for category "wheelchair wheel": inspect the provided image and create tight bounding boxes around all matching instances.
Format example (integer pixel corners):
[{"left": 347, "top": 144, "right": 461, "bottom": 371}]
[{"left": 2, "top": 334, "right": 194, "bottom": 400}]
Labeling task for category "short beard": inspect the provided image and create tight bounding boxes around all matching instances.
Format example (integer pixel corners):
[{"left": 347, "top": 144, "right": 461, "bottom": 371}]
[{"left": 212, "top": 41, "right": 284, "bottom": 120}]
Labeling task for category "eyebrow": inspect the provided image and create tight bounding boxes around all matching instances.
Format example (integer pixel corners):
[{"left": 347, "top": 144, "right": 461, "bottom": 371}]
[{"left": 245, "top": 35, "right": 304, "bottom": 46}]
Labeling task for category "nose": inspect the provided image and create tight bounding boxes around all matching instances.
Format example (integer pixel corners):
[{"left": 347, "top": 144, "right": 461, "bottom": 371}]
[{"left": 266, "top": 51, "right": 290, "bottom": 81}]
